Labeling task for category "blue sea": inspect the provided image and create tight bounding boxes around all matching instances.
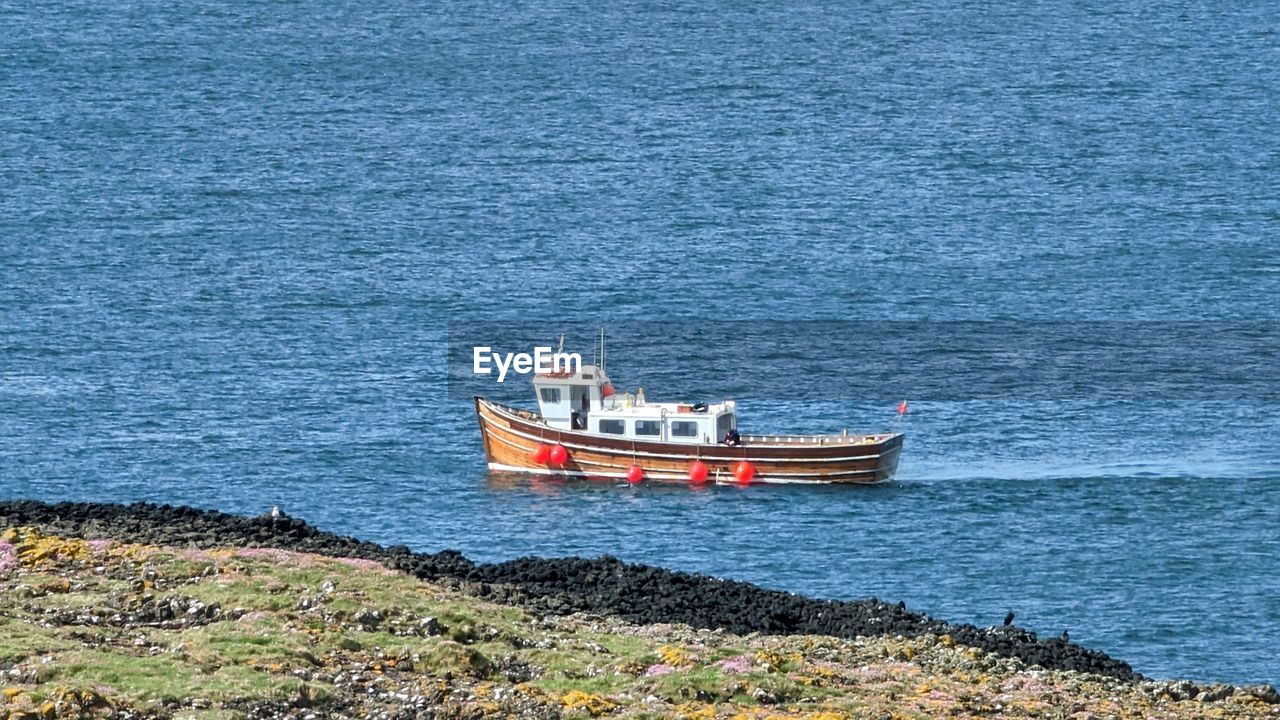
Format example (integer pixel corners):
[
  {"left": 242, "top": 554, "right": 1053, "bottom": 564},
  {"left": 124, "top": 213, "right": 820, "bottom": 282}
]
[{"left": 2, "top": 0, "right": 1278, "bottom": 685}]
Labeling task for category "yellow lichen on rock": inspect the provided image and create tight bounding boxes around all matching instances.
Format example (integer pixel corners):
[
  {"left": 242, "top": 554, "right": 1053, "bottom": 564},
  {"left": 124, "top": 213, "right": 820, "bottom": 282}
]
[
  {"left": 103, "top": 541, "right": 157, "bottom": 564},
  {"left": 560, "top": 690, "right": 618, "bottom": 717},
  {"left": 797, "top": 664, "right": 840, "bottom": 687},
  {"left": 755, "top": 649, "right": 802, "bottom": 671},
  {"left": 1, "top": 527, "right": 92, "bottom": 567},
  {"left": 674, "top": 701, "right": 718, "bottom": 720},
  {"left": 659, "top": 643, "right": 694, "bottom": 667}
]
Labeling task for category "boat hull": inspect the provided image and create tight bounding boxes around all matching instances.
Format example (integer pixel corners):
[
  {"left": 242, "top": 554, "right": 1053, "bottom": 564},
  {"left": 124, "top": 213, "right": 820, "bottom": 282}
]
[{"left": 475, "top": 397, "right": 903, "bottom": 485}]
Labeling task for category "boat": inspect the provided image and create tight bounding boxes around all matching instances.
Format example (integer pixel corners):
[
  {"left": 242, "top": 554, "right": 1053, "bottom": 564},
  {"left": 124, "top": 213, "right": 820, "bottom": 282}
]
[{"left": 473, "top": 343, "right": 904, "bottom": 486}]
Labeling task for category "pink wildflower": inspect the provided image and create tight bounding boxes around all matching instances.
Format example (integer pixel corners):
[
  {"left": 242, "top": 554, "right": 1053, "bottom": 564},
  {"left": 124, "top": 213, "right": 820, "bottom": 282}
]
[
  {"left": 717, "top": 655, "right": 754, "bottom": 674},
  {"left": 0, "top": 541, "right": 16, "bottom": 573}
]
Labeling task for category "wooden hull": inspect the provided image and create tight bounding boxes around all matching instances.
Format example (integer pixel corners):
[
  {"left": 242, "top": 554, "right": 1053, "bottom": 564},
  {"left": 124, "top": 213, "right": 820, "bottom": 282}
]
[{"left": 475, "top": 397, "right": 903, "bottom": 485}]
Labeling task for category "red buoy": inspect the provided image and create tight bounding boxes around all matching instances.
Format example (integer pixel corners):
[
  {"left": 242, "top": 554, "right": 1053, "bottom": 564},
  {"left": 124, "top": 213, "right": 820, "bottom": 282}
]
[
  {"left": 531, "top": 444, "right": 551, "bottom": 464},
  {"left": 602, "top": 383, "right": 616, "bottom": 398},
  {"left": 549, "top": 444, "right": 568, "bottom": 466},
  {"left": 626, "top": 465, "right": 644, "bottom": 484},
  {"left": 733, "top": 461, "right": 755, "bottom": 485},
  {"left": 689, "top": 460, "right": 709, "bottom": 484}
]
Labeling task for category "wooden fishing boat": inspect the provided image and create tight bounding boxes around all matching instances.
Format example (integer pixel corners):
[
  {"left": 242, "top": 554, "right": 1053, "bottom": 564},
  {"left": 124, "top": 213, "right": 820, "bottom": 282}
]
[{"left": 474, "top": 353, "right": 903, "bottom": 485}]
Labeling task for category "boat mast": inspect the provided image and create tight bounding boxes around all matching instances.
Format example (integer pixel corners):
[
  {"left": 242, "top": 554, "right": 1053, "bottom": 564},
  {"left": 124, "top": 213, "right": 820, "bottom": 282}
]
[{"left": 600, "top": 327, "right": 606, "bottom": 378}]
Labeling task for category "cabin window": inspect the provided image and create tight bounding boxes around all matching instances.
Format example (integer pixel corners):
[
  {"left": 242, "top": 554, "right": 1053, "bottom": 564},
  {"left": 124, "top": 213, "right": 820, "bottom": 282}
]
[
  {"left": 671, "top": 420, "right": 699, "bottom": 438},
  {"left": 539, "top": 387, "right": 562, "bottom": 403},
  {"left": 634, "top": 420, "right": 661, "bottom": 436},
  {"left": 717, "top": 413, "right": 735, "bottom": 436},
  {"left": 599, "top": 419, "right": 625, "bottom": 435}
]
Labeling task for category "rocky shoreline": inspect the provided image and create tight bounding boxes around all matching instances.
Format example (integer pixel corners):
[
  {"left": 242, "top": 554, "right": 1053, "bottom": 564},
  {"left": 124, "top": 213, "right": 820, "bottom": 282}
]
[
  {"left": 2, "top": 500, "right": 1277, "bottom": 719},
  {"left": 0, "top": 501, "right": 1135, "bottom": 680}
]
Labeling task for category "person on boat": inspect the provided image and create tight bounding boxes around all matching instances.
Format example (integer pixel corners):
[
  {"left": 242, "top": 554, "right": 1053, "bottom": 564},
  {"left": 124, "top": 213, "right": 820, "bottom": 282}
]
[{"left": 723, "top": 428, "right": 741, "bottom": 446}]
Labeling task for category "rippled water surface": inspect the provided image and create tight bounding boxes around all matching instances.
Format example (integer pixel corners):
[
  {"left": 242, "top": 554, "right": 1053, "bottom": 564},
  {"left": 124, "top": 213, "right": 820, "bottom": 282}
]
[{"left": 3, "top": 0, "right": 1279, "bottom": 684}]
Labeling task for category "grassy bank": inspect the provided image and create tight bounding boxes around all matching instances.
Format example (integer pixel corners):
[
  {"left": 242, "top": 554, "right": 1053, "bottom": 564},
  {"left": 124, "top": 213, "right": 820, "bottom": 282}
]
[{"left": 1, "top": 526, "right": 1276, "bottom": 720}]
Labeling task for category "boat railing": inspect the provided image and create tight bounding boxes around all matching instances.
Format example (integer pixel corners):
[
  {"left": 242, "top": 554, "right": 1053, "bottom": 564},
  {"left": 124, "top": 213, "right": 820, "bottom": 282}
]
[
  {"left": 740, "top": 433, "right": 888, "bottom": 446},
  {"left": 486, "top": 399, "right": 545, "bottom": 423}
]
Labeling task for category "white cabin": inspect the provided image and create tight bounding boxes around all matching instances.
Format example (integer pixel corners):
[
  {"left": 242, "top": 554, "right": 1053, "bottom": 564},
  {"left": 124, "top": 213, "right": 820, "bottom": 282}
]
[{"left": 531, "top": 364, "right": 737, "bottom": 445}]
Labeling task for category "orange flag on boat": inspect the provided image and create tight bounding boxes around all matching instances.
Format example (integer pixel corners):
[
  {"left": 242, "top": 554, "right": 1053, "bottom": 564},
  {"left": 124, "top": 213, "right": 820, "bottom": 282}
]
[{"left": 897, "top": 400, "right": 909, "bottom": 415}]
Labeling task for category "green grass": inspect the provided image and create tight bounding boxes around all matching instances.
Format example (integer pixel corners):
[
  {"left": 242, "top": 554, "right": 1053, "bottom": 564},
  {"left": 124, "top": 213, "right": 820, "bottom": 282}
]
[
  {"left": 39, "top": 650, "right": 202, "bottom": 702},
  {"left": 0, "top": 617, "right": 80, "bottom": 664}
]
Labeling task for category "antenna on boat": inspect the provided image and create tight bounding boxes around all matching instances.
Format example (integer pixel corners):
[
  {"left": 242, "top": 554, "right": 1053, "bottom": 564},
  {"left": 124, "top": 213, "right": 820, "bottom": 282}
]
[
  {"left": 556, "top": 333, "right": 564, "bottom": 354},
  {"left": 600, "top": 327, "right": 606, "bottom": 377}
]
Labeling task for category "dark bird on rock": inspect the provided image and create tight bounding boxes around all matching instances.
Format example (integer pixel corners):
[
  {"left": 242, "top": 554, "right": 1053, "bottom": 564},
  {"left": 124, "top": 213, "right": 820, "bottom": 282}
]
[
  {"left": 1061, "top": 629, "right": 1070, "bottom": 641},
  {"left": 1004, "top": 612, "right": 1015, "bottom": 627}
]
